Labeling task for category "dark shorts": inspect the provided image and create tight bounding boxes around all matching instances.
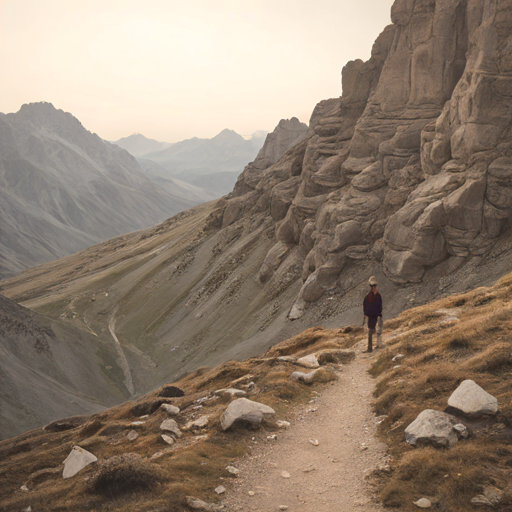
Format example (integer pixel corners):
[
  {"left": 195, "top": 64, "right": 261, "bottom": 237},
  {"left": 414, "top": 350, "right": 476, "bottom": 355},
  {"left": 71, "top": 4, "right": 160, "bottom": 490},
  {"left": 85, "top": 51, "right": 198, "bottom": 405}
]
[{"left": 368, "top": 316, "right": 379, "bottom": 330}]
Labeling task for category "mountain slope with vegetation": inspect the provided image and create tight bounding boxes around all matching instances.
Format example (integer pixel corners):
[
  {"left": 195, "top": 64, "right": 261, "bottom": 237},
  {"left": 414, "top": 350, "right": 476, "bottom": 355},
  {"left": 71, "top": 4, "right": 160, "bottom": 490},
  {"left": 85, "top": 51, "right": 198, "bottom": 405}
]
[{"left": 1, "top": 273, "right": 511, "bottom": 511}]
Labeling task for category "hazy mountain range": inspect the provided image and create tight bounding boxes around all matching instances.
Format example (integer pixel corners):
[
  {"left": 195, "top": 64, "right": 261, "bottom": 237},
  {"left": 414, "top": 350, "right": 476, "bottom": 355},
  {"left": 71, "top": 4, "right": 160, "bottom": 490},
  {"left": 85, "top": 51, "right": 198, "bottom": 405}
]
[{"left": 116, "top": 129, "right": 269, "bottom": 196}]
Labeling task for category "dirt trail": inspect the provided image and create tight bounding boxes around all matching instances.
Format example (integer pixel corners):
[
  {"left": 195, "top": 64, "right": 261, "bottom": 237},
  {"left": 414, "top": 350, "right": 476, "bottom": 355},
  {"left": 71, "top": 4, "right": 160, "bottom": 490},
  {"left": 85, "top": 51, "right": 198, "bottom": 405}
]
[
  {"left": 223, "top": 343, "right": 388, "bottom": 512},
  {"left": 108, "top": 308, "right": 135, "bottom": 395}
]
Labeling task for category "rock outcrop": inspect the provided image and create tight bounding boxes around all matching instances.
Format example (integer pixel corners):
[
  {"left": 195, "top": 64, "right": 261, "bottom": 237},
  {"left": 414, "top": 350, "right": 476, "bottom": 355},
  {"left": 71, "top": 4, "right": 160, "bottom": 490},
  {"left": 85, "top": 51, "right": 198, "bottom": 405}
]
[{"left": 209, "top": 0, "right": 512, "bottom": 318}]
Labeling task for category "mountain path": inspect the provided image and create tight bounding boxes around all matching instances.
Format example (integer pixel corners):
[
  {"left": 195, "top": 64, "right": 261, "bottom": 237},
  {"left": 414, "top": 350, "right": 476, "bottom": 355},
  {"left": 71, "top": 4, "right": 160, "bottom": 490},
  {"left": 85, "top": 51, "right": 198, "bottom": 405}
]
[
  {"left": 108, "top": 308, "right": 135, "bottom": 395},
  {"left": 223, "top": 343, "right": 388, "bottom": 512}
]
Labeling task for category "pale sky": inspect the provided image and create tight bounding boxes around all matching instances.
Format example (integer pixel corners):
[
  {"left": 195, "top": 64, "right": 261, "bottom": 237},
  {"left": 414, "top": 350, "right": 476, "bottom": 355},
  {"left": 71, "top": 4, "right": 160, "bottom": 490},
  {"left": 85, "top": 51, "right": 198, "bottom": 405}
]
[{"left": 0, "top": 0, "right": 394, "bottom": 142}]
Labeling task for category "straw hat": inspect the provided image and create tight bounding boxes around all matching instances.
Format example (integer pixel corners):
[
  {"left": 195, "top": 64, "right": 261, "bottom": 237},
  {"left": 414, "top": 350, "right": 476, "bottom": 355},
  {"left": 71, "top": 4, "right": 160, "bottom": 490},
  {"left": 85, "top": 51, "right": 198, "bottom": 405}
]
[{"left": 368, "top": 276, "right": 378, "bottom": 286}]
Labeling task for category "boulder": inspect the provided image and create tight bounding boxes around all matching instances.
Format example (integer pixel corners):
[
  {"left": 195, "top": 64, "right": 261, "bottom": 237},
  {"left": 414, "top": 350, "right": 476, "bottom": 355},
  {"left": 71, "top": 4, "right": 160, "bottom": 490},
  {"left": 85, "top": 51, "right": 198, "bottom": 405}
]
[
  {"left": 220, "top": 398, "right": 275, "bottom": 431},
  {"left": 159, "top": 419, "right": 182, "bottom": 438},
  {"left": 447, "top": 380, "right": 498, "bottom": 417},
  {"left": 161, "top": 434, "right": 175, "bottom": 445},
  {"left": 62, "top": 446, "right": 97, "bottom": 479},
  {"left": 405, "top": 410, "right": 467, "bottom": 448},
  {"left": 471, "top": 486, "right": 503, "bottom": 507}
]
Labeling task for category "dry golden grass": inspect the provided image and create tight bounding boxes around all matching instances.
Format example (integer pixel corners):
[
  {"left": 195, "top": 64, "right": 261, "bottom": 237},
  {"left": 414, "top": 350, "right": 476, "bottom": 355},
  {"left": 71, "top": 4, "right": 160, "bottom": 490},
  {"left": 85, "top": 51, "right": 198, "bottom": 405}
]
[
  {"left": 0, "top": 327, "right": 351, "bottom": 512},
  {"left": 370, "top": 280, "right": 512, "bottom": 511}
]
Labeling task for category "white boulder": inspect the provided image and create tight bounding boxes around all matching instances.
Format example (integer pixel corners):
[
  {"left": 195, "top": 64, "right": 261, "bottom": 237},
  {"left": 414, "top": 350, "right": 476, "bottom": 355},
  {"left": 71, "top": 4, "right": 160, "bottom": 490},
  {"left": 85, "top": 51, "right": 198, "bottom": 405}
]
[
  {"left": 448, "top": 380, "right": 498, "bottom": 416},
  {"left": 161, "top": 404, "right": 180, "bottom": 415},
  {"left": 405, "top": 410, "right": 467, "bottom": 448},
  {"left": 220, "top": 398, "right": 275, "bottom": 430},
  {"left": 62, "top": 446, "right": 97, "bottom": 479},
  {"left": 297, "top": 354, "right": 320, "bottom": 368}
]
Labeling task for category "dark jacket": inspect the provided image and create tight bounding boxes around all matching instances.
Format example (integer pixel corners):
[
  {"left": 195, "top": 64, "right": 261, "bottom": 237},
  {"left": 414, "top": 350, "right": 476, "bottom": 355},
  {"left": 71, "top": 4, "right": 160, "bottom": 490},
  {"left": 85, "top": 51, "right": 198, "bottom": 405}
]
[{"left": 363, "top": 291, "right": 382, "bottom": 317}]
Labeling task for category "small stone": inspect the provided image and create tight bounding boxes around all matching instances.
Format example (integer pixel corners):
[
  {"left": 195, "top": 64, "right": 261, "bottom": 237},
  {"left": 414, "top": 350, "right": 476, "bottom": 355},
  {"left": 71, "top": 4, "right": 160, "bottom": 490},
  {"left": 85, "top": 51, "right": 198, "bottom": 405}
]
[
  {"left": 392, "top": 354, "right": 404, "bottom": 362},
  {"left": 226, "top": 465, "right": 239, "bottom": 475},
  {"left": 414, "top": 498, "right": 432, "bottom": 508},
  {"left": 303, "top": 465, "right": 317, "bottom": 473},
  {"left": 62, "top": 446, "right": 97, "bottom": 479},
  {"left": 279, "top": 506, "right": 289, "bottom": 511},
  {"left": 309, "top": 439, "right": 319, "bottom": 446},
  {"left": 126, "top": 430, "right": 138, "bottom": 441},
  {"left": 267, "top": 435, "right": 277, "bottom": 441},
  {"left": 453, "top": 423, "right": 469, "bottom": 439},
  {"left": 161, "top": 434, "right": 175, "bottom": 445},
  {"left": 297, "top": 354, "right": 320, "bottom": 368},
  {"left": 161, "top": 404, "right": 180, "bottom": 415},
  {"left": 277, "top": 420, "right": 291, "bottom": 429},
  {"left": 160, "top": 418, "right": 182, "bottom": 437},
  {"left": 185, "top": 496, "right": 222, "bottom": 511},
  {"left": 215, "top": 485, "right": 226, "bottom": 495},
  {"left": 248, "top": 491, "right": 255, "bottom": 496},
  {"left": 23, "top": 508, "right": 32, "bottom": 512},
  {"left": 183, "top": 415, "right": 209, "bottom": 430},
  {"left": 281, "top": 471, "right": 291, "bottom": 478},
  {"left": 131, "top": 420, "right": 145, "bottom": 425},
  {"left": 20, "top": 485, "right": 29, "bottom": 492}
]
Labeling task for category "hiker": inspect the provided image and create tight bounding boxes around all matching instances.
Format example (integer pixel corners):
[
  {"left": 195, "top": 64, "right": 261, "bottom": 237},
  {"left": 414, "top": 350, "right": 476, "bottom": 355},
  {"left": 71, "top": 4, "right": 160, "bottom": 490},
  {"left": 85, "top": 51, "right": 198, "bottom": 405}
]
[{"left": 363, "top": 276, "right": 383, "bottom": 353}]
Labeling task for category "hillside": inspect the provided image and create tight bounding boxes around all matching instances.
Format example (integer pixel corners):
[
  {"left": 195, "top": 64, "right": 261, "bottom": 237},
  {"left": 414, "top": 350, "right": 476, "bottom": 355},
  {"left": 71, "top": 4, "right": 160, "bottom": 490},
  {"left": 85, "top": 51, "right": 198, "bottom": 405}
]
[
  {"left": 0, "top": 103, "right": 207, "bottom": 279},
  {"left": 1, "top": 273, "right": 511, "bottom": 511},
  {"left": 0, "top": 294, "right": 128, "bottom": 441},
  {"left": 112, "top": 133, "right": 173, "bottom": 158}
]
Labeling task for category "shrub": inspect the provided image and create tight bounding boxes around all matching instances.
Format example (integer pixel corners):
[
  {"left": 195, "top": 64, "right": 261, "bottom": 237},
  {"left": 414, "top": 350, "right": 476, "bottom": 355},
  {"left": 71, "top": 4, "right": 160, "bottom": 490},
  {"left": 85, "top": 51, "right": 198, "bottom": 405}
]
[{"left": 90, "top": 453, "right": 164, "bottom": 497}]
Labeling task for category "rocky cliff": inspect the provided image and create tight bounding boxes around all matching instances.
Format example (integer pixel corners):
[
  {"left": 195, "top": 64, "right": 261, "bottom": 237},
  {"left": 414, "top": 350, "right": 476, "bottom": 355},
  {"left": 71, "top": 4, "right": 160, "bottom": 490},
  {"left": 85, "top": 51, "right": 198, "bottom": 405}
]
[{"left": 211, "top": 0, "right": 512, "bottom": 318}]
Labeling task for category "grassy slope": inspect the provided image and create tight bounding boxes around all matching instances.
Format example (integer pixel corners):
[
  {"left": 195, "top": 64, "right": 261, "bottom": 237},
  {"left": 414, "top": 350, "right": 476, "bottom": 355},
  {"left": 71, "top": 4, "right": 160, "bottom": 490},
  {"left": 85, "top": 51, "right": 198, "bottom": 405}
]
[
  {"left": 0, "top": 328, "right": 356, "bottom": 512},
  {"left": 370, "top": 275, "right": 512, "bottom": 510}
]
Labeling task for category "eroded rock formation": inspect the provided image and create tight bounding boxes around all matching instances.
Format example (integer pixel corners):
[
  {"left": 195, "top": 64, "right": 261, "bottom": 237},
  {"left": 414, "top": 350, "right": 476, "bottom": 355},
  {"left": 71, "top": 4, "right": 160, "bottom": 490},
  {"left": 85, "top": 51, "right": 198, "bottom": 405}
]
[{"left": 210, "top": 0, "right": 512, "bottom": 318}]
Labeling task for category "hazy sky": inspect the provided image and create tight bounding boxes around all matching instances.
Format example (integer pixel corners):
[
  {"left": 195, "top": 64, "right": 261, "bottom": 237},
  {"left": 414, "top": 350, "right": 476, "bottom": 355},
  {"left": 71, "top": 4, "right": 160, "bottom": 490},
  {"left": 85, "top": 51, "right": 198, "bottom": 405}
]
[{"left": 0, "top": 0, "right": 394, "bottom": 142}]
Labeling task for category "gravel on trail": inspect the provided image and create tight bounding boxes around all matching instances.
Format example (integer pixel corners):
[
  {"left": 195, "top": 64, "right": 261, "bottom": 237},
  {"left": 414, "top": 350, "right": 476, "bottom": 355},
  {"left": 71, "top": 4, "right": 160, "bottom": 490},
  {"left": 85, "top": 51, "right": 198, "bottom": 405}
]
[{"left": 222, "top": 343, "right": 389, "bottom": 512}]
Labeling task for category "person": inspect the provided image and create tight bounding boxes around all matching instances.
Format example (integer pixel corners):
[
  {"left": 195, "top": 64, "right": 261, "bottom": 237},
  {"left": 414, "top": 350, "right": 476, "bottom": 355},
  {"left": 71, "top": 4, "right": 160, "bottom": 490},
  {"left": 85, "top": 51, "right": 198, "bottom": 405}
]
[{"left": 363, "top": 276, "right": 383, "bottom": 353}]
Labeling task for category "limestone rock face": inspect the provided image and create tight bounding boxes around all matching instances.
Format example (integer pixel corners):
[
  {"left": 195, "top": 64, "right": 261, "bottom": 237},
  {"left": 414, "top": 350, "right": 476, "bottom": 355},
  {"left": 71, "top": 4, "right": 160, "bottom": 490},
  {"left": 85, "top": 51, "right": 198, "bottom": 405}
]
[
  {"left": 208, "top": 0, "right": 512, "bottom": 318},
  {"left": 405, "top": 409, "right": 467, "bottom": 448},
  {"left": 448, "top": 379, "right": 499, "bottom": 416},
  {"left": 220, "top": 398, "right": 275, "bottom": 431}
]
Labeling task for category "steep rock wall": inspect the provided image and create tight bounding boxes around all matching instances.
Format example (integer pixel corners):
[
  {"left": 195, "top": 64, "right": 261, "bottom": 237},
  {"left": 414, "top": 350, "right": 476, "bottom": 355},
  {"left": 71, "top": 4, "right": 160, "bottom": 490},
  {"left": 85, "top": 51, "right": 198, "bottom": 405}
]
[{"left": 211, "top": 0, "right": 512, "bottom": 318}]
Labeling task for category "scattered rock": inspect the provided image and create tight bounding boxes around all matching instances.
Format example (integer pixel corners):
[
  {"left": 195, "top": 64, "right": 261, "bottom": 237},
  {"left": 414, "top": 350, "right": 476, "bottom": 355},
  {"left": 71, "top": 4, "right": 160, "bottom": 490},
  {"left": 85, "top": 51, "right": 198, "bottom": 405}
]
[
  {"left": 296, "top": 354, "right": 320, "bottom": 368},
  {"left": 183, "top": 416, "right": 209, "bottom": 431},
  {"left": 185, "top": 496, "right": 221, "bottom": 511},
  {"left": 131, "top": 421, "right": 145, "bottom": 426},
  {"left": 161, "top": 404, "right": 180, "bottom": 415},
  {"left": 309, "top": 439, "right": 319, "bottom": 446},
  {"left": 220, "top": 398, "right": 275, "bottom": 430},
  {"left": 277, "top": 420, "right": 291, "bottom": 429},
  {"left": 405, "top": 410, "right": 465, "bottom": 448},
  {"left": 248, "top": 491, "right": 255, "bottom": 496},
  {"left": 414, "top": 498, "right": 432, "bottom": 508},
  {"left": 448, "top": 380, "right": 499, "bottom": 417},
  {"left": 392, "top": 354, "right": 404, "bottom": 362},
  {"left": 63, "top": 446, "right": 98, "bottom": 479},
  {"left": 277, "top": 356, "right": 296, "bottom": 363},
  {"left": 127, "top": 430, "right": 139, "bottom": 441},
  {"left": 160, "top": 419, "right": 182, "bottom": 438},
  {"left": 471, "top": 486, "right": 503, "bottom": 506},
  {"left": 158, "top": 385, "right": 184, "bottom": 398},
  {"left": 279, "top": 506, "right": 289, "bottom": 511},
  {"left": 20, "top": 484, "right": 29, "bottom": 492},
  {"left": 161, "top": 434, "right": 175, "bottom": 445},
  {"left": 215, "top": 388, "right": 247, "bottom": 398},
  {"left": 226, "top": 466, "right": 239, "bottom": 476},
  {"left": 452, "top": 423, "right": 469, "bottom": 439},
  {"left": 215, "top": 485, "right": 226, "bottom": 495},
  {"left": 281, "top": 471, "right": 291, "bottom": 478},
  {"left": 267, "top": 434, "right": 277, "bottom": 441}
]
